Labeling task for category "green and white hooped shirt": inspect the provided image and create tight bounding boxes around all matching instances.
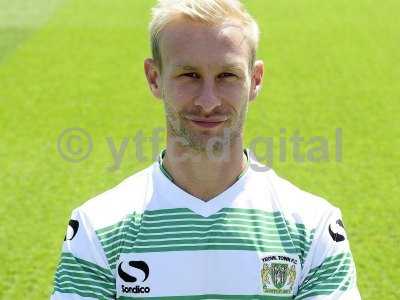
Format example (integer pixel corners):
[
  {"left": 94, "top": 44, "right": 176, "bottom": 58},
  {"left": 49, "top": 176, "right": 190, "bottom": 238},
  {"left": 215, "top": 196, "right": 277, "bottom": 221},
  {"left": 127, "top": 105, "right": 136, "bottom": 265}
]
[{"left": 52, "top": 149, "right": 361, "bottom": 300}]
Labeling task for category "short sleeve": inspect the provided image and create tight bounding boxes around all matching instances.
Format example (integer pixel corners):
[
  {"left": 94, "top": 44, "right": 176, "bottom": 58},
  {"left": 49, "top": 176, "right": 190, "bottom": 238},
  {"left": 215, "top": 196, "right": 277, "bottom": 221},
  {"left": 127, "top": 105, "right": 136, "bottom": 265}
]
[
  {"left": 51, "top": 209, "right": 116, "bottom": 299},
  {"left": 294, "top": 208, "right": 361, "bottom": 300}
]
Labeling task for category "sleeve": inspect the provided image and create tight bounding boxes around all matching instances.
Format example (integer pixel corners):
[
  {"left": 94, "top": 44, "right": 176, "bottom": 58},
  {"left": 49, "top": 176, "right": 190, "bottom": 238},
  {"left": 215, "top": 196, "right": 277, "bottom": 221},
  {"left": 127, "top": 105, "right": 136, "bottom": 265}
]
[
  {"left": 51, "top": 209, "right": 116, "bottom": 300},
  {"left": 294, "top": 208, "right": 361, "bottom": 300}
]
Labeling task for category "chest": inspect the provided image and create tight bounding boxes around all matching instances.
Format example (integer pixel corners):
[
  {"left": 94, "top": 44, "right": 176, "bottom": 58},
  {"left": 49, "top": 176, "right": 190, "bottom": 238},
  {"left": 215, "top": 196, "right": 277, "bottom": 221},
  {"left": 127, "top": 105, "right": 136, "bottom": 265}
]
[
  {"left": 115, "top": 250, "right": 301, "bottom": 299},
  {"left": 108, "top": 209, "right": 307, "bottom": 299}
]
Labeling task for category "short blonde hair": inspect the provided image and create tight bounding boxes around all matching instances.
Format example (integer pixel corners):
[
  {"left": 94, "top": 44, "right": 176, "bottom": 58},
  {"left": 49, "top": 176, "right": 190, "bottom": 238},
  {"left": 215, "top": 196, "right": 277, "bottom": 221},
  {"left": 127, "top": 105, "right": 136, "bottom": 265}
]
[{"left": 149, "top": 0, "right": 260, "bottom": 72}]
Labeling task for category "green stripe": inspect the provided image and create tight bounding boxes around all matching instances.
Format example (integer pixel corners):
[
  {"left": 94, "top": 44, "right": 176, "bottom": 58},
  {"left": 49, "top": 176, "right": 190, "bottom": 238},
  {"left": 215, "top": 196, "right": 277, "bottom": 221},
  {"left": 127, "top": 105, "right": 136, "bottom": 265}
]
[
  {"left": 295, "top": 289, "right": 334, "bottom": 299},
  {"left": 340, "top": 275, "right": 354, "bottom": 291},
  {"left": 100, "top": 225, "right": 139, "bottom": 247},
  {"left": 97, "top": 213, "right": 136, "bottom": 236},
  {"left": 55, "top": 271, "right": 114, "bottom": 289},
  {"left": 304, "top": 270, "right": 352, "bottom": 285},
  {"left": 54, "top": 286, "right": 111, "bottom": 299},
  {"left": 95, "top": 208, "right": 314, "bottom": 270},
  {"left": 96, "top": 213, "right": 139, "bottom": 269},
  {"left": 308, "top": 253, "right": 349, "bottom": 270},
  {"left": 133, "top": 230, "right": 308, "bottom": 243},
  {"left": 119, "top": 244, "right": 299, "bottom": 253},
  {"left": 105, "top": 238, "right": 300, "bottom": 253},
  {"left": 130, "top": 237, "right": 296, "bottom": 248},
  {"left": 55, "top": 279, "right": 114, "bottom": 297},
  {"left": 117, "top": 239, "right": 298, "bottom": 248},
  {"left": 136, "top": 224, "right": 291, "bottom": 235},
  {"left": 53, "top": 252, "right": 115, "bottom": 298},
  {"left": 295, "top": 253, "right": 354, "bottom": 299},
  {"left": 57, "top": 252, "right": 114, "bottom": 279}
]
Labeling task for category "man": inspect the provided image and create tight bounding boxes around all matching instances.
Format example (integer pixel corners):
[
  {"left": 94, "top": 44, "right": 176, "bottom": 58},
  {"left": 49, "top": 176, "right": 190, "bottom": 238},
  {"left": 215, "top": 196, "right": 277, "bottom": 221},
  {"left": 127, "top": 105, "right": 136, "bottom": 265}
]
[{"left": 51, "top": 0, "right": 361, "bottom": 299}]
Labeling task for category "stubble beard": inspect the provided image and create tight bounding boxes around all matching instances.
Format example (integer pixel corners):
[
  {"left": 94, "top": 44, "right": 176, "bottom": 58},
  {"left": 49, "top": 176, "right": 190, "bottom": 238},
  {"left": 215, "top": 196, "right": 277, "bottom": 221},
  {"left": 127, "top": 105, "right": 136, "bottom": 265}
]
[{"left": 163, "top": 99, "right": 248, "bottom": 156}]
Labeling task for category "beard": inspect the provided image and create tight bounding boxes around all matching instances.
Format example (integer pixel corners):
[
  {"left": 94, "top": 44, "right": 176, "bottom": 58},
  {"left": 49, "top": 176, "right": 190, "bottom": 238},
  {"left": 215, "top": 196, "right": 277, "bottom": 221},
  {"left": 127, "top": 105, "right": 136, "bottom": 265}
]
[{"left": 163, "top": 99, "right": 248, "bottom": 155}]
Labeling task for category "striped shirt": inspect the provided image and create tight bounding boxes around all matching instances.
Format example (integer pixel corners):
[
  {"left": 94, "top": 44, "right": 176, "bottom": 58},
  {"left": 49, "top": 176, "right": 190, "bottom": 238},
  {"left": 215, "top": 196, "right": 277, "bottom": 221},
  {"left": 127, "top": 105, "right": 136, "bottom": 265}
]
[{"left": 51, "top": 149, "right": 361, "bottom": 299}]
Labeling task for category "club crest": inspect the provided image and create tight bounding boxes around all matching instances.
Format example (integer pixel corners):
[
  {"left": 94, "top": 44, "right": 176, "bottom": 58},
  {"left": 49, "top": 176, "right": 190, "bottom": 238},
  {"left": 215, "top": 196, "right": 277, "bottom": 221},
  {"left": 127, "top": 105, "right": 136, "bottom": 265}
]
[{"left": 261, "top": 254, "right": 298, "bottom": 295}]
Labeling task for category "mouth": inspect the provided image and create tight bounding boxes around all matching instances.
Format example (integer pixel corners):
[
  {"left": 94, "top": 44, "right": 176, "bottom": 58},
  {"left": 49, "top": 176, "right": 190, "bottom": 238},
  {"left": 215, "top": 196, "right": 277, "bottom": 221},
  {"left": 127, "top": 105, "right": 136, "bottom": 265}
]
[{"left": 186, "top": 117, "right": 227, "bottom": 129}]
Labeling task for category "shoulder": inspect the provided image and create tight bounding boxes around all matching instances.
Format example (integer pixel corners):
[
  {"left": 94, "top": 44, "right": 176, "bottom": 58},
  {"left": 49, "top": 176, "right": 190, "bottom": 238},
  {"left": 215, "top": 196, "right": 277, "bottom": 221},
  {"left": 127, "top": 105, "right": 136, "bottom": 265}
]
[
  {"left": 266, "top": 169, "right": 334, "bottom": 211},
  {"left": 265, "top": 168, "right": 339, "bottom": 228},
  {"left": 73, "top": 163, "right": 156, "bottom": 231},
  {"left": 262, "top": 169, "right": 352, "bottom": 263},
  {"left": 247, "top": 150, "right": 338, "bottom": 220},
  {"left": 246, "top": 150, "right": 339, "bottom": 230}
]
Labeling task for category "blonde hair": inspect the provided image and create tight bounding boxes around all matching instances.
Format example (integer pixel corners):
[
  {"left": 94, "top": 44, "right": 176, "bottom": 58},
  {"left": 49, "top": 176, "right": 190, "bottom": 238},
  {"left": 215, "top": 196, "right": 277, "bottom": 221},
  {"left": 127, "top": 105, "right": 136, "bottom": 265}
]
[{"left": 149, "top": 0, "right": 260, "bottom": 72}]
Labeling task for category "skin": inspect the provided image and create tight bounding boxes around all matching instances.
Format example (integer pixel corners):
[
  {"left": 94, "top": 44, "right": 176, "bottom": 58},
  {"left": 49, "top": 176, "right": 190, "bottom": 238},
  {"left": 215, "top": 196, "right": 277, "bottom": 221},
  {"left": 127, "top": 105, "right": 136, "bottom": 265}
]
[{"left": 144, "top": 16, "right": 264, "bottom": 201}]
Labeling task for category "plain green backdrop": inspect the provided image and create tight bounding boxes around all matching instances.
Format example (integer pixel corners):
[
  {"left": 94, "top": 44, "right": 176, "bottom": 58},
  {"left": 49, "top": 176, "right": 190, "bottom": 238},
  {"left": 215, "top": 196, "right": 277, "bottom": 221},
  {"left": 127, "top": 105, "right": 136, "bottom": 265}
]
[{"left": 0, "top": 0, "right": 398, "bottom": 299}]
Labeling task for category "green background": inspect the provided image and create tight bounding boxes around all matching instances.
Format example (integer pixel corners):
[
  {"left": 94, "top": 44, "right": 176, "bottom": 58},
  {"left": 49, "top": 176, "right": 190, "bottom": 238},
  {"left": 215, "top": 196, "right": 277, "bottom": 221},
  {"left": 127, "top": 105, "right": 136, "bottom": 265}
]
[{"left": 0, "top": 0, "right": 398, "bottom": 299}]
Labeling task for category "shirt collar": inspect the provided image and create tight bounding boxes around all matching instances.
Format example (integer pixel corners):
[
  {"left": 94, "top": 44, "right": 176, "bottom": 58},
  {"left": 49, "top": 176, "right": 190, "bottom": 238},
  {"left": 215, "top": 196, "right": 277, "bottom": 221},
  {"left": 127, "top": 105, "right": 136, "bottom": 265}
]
[{"left": 158, "top": 148, "right": 250, "bottom": 183}]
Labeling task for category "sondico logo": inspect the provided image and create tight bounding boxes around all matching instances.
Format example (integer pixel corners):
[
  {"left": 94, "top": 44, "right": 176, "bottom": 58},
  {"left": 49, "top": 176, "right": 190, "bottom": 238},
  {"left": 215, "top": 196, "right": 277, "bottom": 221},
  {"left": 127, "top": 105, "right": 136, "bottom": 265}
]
[
  {"left": 118, "top": 260, "right": 150, "bottom": 294},
  {"left": 64, "top": 220, "right": 79, "bottom": 241},
  {"left": 329, "top": 219, "right": 346, "bottom": 242}
]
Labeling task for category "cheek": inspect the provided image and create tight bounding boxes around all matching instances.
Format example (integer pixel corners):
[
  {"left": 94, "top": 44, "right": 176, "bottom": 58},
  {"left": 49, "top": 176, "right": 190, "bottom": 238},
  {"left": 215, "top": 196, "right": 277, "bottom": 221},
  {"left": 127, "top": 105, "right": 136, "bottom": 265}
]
[
  {"left": 217, "top": 81, "right": 249, "bottom": 105},
  {"left": 166, "top": 81, "right": 198, "bottom": 104}
]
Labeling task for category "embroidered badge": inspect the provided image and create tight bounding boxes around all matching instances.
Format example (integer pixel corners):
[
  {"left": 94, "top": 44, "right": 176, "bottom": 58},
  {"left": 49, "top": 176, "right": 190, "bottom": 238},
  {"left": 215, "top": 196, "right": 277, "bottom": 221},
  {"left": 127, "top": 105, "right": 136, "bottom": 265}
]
[{"left": 261, "top": 254, "right": 298, "bottom": 295}]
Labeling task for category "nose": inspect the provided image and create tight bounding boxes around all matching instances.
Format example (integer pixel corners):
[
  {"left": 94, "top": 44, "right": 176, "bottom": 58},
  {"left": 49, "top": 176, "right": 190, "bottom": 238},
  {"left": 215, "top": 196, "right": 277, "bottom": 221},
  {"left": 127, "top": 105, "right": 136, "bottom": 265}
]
[{"left": 194, "top": 79, "right": 221, "bottom": 113}]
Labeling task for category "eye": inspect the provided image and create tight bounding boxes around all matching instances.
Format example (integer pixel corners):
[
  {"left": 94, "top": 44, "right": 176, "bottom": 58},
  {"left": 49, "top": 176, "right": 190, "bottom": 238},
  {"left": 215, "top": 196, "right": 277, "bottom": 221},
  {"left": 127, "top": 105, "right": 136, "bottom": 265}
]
[
  {"left": 219, "top": 72, "right": 237, "bottom": 79},
  {"left": 181, "top": 72, "right": 200, "bottom": 79}
]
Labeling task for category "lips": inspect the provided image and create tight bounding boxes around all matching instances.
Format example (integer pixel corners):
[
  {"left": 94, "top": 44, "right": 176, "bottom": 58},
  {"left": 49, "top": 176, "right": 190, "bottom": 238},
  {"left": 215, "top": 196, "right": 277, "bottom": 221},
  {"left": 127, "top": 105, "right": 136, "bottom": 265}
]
[
  {"left": 186, "top": 117, "right": 227, "bottom": 128},
  {"left": 188, "top": 116, "right": 227, "bottom": 122}
]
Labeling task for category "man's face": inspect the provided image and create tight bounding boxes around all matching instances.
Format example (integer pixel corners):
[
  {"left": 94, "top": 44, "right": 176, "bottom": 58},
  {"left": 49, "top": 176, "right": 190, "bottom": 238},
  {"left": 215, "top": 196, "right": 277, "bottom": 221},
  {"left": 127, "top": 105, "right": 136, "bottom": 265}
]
[{"left": 155, "top": 18, "right": 260, "bottom": 152}]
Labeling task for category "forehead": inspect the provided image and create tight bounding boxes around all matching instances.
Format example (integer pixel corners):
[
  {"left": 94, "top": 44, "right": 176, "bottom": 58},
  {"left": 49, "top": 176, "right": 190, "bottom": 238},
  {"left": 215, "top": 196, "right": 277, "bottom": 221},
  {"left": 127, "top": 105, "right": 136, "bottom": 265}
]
[{"left": 159, "top": 17, "right": 250, "bottom": 70}]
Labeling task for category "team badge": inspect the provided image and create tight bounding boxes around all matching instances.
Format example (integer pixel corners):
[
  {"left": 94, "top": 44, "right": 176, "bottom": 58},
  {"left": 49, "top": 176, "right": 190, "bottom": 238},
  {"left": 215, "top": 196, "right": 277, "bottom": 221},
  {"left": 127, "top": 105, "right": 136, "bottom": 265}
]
[{"left": 260, "top": 254, "right": 298, "bottom": 296}]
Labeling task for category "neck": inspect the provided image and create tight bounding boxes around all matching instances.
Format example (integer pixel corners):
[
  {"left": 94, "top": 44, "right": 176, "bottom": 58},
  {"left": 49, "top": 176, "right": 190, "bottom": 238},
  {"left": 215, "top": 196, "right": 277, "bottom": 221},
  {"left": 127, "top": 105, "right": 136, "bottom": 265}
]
[{"left": 162, "top": 137, "right": 247, "bottom": 202}]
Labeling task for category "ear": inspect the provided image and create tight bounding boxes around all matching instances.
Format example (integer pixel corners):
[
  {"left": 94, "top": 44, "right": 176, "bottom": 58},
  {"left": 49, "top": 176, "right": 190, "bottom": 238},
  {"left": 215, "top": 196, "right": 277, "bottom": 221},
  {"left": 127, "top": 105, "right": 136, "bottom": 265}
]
[
  {"left": 249, "top": 60, "right": 264, "bottom": 102},
  {"left": 144, "top": 58, "right": 163, "bottom": 99}
]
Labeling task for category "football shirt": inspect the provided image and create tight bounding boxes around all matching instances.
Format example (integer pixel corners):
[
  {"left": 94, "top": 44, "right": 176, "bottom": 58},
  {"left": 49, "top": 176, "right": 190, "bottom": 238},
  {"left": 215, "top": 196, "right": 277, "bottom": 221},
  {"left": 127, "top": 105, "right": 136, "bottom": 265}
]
[{"left": 52, "top": 149, "right": 360, "bottom": 299}]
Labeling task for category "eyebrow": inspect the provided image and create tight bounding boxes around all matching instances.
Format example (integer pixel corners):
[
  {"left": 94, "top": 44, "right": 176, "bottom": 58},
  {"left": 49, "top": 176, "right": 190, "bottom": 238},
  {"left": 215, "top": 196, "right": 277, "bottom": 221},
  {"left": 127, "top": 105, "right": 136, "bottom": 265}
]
[
  {"left": 173, "top": 65, "right": 197, "bottom": 71},
  {"left": 173, "top": 64, "right": 245, "bottom": 72}
]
